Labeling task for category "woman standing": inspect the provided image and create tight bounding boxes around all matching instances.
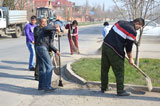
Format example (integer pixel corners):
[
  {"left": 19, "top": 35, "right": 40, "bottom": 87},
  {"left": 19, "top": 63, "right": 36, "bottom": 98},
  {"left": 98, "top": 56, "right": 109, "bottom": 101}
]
[{"left": 65, "top": 20, "right": 79, "bottom": 55}]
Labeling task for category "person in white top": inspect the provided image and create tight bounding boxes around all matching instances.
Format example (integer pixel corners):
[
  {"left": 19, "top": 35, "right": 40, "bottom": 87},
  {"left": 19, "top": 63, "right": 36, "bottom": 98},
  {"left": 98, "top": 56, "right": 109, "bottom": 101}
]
[{"left": 102, "top": 22, "right": 110, "bottom": 38}]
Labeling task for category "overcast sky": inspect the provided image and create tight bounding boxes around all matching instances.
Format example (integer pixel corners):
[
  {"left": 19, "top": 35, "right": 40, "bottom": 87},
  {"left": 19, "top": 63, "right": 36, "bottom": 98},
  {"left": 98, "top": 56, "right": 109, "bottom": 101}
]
[{"left": 68, "top": 0, "right": 115, "bottom": 10}]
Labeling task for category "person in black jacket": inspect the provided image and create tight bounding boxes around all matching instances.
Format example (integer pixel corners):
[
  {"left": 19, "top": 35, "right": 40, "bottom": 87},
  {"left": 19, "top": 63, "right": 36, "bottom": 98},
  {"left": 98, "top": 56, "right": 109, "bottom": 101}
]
[
  {"left": 36, "top": 24, "right": 60, "bottom": 91},
  {"left": 34, "top": 18, "right": 47, "bottom": 81},
  {"left": 101, "top": 18, "right": 145, "bottom": 96}
]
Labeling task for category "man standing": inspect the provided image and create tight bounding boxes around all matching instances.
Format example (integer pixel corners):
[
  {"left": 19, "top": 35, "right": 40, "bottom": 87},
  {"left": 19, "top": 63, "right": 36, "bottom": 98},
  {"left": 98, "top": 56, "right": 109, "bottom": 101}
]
[
  {"left": 101, "top": 18, "right": 144, "bottom": 96},
  {"left": 25, "top": 16, "right": 37, "bottom": 71},
  {"left": 34, "top": 18, "right": 47, "bottom": 80},
  {"left": 36, "top": 24, "right": 60, "bottom": 91}
]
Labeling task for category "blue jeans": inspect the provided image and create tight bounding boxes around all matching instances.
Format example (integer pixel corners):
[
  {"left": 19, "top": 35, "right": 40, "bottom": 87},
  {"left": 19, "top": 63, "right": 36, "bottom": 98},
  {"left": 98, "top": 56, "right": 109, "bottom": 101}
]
[
  {"left": 36, "top": 46, "right": 53, "bottom": 89},
  {"left": 26, "top": 42, "right": 35, "bottom": 69}
]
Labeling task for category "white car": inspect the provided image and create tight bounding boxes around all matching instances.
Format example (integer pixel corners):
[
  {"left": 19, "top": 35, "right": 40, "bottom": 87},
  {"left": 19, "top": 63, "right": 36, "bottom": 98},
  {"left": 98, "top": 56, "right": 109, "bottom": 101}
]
[{"left": 142, "top": 20, "right": 160, "bottom": 36}]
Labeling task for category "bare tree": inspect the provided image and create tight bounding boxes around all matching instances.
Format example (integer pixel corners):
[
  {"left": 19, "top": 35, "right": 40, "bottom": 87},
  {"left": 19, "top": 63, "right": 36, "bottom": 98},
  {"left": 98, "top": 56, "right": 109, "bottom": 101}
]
[
  {"left": 2, "top": 0, "right": 15, "bottom": 9},
  {"left": 14, "top": 0, "right": 28, "bottom": 10},
  {"left": 113, "top": 0, "right": 160, "bottom": 66}
]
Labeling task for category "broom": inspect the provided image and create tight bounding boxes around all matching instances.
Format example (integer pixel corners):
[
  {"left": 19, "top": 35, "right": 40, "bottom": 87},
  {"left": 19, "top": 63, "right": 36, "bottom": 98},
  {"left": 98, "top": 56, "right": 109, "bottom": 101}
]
[
  {"left": 125, "top": 56, "right": 152, "bottom": 91},
  {"left": 69, "top": 23, "right": 78, "bottom": 53}
]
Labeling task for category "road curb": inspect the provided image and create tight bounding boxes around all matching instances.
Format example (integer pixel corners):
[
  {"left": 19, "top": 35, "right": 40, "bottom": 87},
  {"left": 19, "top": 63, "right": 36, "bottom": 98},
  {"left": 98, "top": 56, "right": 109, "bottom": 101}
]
[
  {"left": 64, "top": 62, "right": 87, "bottom": 84},
  {"left": 65, "top": 63, "right": 160, "bottom": 93}
]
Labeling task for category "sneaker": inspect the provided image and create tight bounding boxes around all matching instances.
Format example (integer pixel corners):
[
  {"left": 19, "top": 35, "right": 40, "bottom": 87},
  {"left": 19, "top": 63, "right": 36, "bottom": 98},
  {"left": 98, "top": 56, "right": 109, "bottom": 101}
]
[
  {"left": 44, "top": 87, "right": 56, "bottom": 92},
  {"left": 35, "top": 77, "right": 38, "bottom": 81},
  {"left": 29, "top": 67, "right": 35, "bottom": 71},
  {"left": 101, "top": 89, "right": 106, "bottom": 93},
  {"left": 71, "top": 53, "right": 74, "bottom": 55},
  {"left": 101, "top": 88, "right": 106, "bottom": 93},
  {"left": 117, "top": 91, "right": 130, "bottom": 96},
  {"left": 38, "top": 88, "right": 44, "bottom": 91}
]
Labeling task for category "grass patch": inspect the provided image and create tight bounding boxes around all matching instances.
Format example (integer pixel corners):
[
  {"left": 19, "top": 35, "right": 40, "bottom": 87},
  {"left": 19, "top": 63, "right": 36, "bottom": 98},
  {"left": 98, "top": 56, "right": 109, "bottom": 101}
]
[{"left": 71, "top": 58, "right": 160, "bottom": 87}]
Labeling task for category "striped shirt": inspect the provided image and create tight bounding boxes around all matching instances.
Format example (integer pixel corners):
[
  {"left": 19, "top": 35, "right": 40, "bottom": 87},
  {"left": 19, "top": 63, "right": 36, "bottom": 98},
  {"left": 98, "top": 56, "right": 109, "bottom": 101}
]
[{"left": 104, "top": 20, "right": 137, "bottom": 58}]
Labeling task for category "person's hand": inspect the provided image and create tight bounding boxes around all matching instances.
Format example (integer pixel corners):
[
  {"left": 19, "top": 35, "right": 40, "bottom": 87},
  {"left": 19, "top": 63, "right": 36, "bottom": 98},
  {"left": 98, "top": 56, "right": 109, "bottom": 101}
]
[
  {"left": 32, "top": 41, "right": 34, "bottom": 44},
  {"left": 129, "top": 58, "right": 134, "bottom": 65},
  {"left": 55, "top": 24, "right": 60, "bottom": 34},
  {"left": 56, "top": 51, "right": 61, "bottom": 56}
]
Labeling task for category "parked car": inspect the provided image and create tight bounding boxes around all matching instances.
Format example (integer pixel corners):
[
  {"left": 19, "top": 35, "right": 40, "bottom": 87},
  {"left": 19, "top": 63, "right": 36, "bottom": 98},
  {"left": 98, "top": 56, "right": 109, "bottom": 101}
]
[{"left": 142, "top": 20, "right": 160, "bottom": 36}]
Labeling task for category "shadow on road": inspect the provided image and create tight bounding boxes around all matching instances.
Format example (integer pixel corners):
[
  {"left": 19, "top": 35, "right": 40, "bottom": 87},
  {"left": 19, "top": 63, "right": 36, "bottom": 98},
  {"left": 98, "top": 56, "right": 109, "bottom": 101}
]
[
  {"left": 0, "top": 83, "right": 159, "bottom": 102},
  {"left": 0, "top": 72, "right": 34, "bottom": 80},
  {"left": 0, "top": 65, "right": 28, "bottom": 71},
  {"left": 1, "top": 60, "right": 28, "bottom": 65},
  {"left": 0, "top": 83, "right": 43, "bottom": 96},
  {"left": 48, "top": 89, "right": 160, "bottom": 102}
]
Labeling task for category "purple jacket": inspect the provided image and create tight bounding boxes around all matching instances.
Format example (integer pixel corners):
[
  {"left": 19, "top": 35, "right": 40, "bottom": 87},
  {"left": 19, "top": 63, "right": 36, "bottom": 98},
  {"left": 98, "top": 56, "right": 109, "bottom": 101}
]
[{"left": 25, "top": 23, "right": 36, "bottom": 43}]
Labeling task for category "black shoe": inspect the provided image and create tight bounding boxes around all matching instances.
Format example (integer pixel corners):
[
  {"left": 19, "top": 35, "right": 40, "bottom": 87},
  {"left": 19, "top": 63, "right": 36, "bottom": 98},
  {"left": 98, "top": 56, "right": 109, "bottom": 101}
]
[
  {"left": 101, "top": 90, "right": 106, "bottom": 93},
  {"left": 44, "top": 87, "right": 56, "bottom": 92},
  {"left": 38, "top": 88, "right": 44, "bottom": 91},
  {"left": 35, "top": 77, "right": 38, "bottom": 81},
  {"left": 29, "top": 67, "right": 35, "bottom": 71},
  {"left": 117, "top": 91, "right": 130, "bottom": 96},
  {"left": 101, "top": 88, "right": 106, "bottom": 93}
]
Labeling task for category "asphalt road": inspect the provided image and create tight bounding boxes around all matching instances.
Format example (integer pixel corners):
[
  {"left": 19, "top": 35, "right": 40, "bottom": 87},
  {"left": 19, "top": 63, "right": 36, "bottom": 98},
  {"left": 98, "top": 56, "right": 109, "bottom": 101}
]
[{"left": 0, "top": 24, "right": 160, "bottom": 106}]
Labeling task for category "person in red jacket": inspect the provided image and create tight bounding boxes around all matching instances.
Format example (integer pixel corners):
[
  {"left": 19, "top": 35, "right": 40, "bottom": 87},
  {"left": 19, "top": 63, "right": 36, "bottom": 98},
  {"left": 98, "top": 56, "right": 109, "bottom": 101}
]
[{"left": 65, "top": 20, "right": 79, "bottom": 55}]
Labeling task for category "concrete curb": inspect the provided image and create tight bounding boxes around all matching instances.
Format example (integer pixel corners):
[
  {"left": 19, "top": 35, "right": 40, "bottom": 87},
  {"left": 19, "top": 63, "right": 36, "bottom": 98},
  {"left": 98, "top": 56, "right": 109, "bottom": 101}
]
[
  {"left": 65, "top": 63, "right": 160, "bottom": 93},
  {"left": 64, "top": 62, "right": 87, "bottom": 84}
]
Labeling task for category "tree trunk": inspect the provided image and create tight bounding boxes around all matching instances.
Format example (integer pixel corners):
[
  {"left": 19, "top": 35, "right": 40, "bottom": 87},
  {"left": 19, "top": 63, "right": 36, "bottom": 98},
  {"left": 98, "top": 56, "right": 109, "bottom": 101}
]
[
  {"left": 135, "top": 45, "right": 140, "bottom": 66},
  {"left": 135, "top": 29, "right": 143, "bottom": 67}
]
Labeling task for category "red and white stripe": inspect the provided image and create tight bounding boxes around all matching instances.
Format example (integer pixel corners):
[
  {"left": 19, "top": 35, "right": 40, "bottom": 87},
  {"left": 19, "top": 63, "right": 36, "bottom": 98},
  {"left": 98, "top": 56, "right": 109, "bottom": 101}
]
[{"left": 113, "top": 23, "right": 136, "bottom": 41}]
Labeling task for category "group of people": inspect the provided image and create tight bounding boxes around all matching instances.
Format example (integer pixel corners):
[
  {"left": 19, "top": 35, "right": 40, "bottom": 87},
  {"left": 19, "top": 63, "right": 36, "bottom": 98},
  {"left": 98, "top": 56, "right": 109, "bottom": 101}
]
[
  {"left": 25, "top": 15, "right": 145, "bottom": 96},
  {"left": 25, "top": 16, "right": 79, "bottom": 91}
]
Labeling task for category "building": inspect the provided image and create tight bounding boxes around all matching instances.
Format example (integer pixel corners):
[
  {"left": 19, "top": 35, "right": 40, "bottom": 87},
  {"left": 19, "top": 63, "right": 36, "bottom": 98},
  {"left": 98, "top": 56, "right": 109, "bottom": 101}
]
[
  {"left": 52, "top": 0, "right": 73, "bottom": 20},
  {"left": 34, "top": 0, "right": 53, "bottom": 8}
]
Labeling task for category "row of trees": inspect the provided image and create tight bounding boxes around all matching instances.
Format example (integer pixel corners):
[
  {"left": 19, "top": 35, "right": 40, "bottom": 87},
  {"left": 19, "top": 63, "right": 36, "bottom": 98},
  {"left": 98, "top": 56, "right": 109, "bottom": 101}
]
[{"left": 2, "top": 0, "right": 28, "bottom": 10}]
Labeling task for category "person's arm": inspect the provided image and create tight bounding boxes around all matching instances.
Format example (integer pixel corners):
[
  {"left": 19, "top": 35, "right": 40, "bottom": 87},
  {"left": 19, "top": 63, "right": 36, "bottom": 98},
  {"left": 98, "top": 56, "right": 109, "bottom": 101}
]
[
  {"left": 127, "top": 51, "right": 134, "bottom": 65},
  {"left": 49, "top": 39, "right": 60, "bottom": 56},
  {"left": 25, "top": 24, "right": 34, "bottom": 43},
  {"left": 72, "top": 27, "right": 78, "bottom": 36},
  {"left": 126, "top": 39, "right": 134, "bottom": 64},
  {"left": 43, "top": 24, "right": 57, "bottom": 32},
  {"left": 65, "top": 24, "right": 70, "bottom": 29}
]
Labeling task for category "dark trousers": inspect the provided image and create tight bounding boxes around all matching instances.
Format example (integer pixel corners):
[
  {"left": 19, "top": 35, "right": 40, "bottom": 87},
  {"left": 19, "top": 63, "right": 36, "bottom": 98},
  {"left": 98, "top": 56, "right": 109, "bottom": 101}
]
[
  {"left": 101, "top": 43, "right": 124, "bottom": 93},
  {"left": 34, "top": 53, "right": 39, "bottom": 80},
  {"left": 35, "top": 50, "right": 53, "bottom": 80},
  {"left": 36, "top": 46, "right": 53, "bottom": 89},
  {"left": 68, "top": 35, "right": 79, "bottom": 53}
]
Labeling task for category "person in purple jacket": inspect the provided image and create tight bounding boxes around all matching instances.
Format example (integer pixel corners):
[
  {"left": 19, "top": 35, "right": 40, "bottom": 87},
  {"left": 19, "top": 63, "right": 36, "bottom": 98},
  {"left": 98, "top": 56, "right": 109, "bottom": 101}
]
[{"left": 25, "top": 16, "right": 37, "bottom": 71}]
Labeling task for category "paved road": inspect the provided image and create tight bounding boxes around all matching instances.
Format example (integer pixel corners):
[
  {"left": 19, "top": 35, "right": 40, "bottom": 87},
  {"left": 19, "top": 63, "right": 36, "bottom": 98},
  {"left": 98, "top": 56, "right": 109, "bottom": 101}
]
[{"left": 0, "top": 24, "right": 160, "bottom": 106}]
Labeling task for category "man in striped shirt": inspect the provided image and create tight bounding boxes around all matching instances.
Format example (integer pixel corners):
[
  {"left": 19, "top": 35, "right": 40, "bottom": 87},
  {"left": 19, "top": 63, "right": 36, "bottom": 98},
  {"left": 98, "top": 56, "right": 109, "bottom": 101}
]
[{"left": 101, "top": 18, "right": 145, "bottom": 96}]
